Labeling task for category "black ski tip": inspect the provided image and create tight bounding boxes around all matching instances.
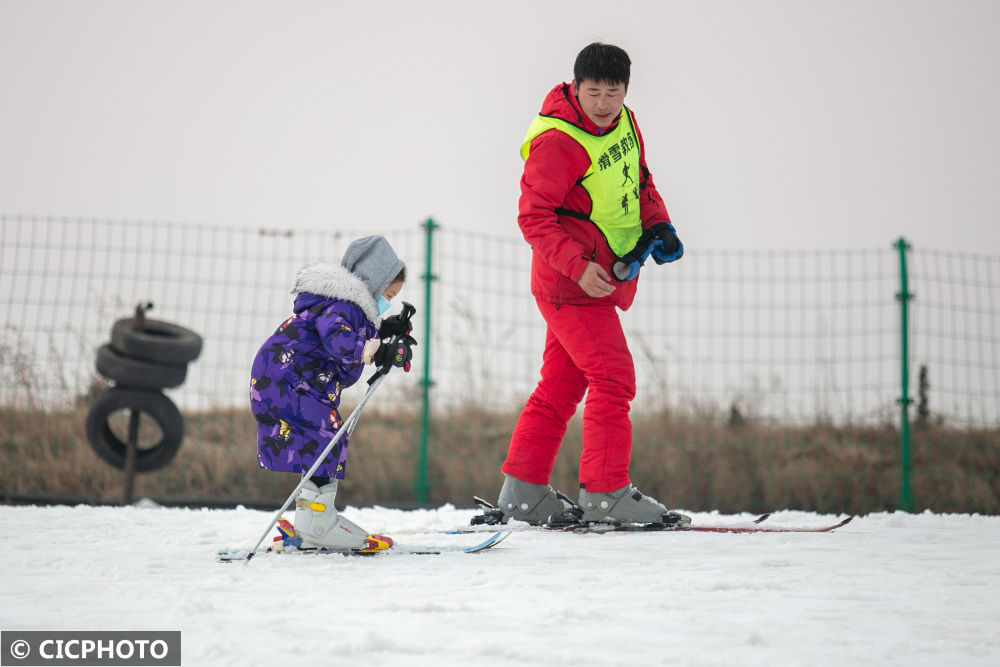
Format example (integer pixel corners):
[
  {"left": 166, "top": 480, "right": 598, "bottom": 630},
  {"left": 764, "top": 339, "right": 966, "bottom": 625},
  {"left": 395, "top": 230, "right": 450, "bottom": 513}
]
[
  {"left": 816, "top": 515, "right": 855, "bottom": 532},
  {"left": 754, "top": 513, "right": 771, "bottom": 524}
]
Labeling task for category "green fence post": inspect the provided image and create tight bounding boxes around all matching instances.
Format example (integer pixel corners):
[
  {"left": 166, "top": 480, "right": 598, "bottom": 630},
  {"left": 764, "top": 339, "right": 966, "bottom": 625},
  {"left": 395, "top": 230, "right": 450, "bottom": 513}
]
[
  {"left": 415, "top": 218, "right": 438, "bottom": 504},
  {"left": 894, "top": 237, "right": 914, "bottom": 512}
]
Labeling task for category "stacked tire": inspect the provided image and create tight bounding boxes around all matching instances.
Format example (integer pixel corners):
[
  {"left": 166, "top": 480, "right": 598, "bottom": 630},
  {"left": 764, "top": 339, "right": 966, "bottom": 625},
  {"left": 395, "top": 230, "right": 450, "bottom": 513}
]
[{"left": 86, "top": 316, "right": 203, "bottom": 472}]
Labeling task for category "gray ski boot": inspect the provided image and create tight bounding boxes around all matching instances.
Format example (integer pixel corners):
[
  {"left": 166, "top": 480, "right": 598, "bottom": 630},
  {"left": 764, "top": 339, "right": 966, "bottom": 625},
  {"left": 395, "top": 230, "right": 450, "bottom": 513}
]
[
  {"left": 293, "top": 479, "right": 371, "bottom": 551},
  {"left": 579, "top": 484, "right": 691, "bottom": 525},
  {"left": 495, "top": 475, "right": 572, "bottom": 525}
]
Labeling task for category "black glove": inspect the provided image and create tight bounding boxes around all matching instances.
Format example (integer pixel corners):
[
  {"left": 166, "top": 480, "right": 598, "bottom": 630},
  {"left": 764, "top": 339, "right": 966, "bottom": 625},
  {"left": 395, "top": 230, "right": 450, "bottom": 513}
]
[
  {"left": 373, "top": 334, "right": 417, "bottom": 372},
  {"left": 378, "top": 313, "right": 412, "bottom": 339},
  {"left": 652, "top": 222, "right": 681, "bottom": 256},
  {"left": 611, "top": 224, "right": 675, "bottom": 282}
]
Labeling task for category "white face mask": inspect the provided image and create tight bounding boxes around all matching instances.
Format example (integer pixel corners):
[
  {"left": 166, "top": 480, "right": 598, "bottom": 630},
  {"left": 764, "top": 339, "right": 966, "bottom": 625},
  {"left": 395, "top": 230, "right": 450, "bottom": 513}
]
[{"left": 376, "top": 295, "right": 391, "bottom": 316}]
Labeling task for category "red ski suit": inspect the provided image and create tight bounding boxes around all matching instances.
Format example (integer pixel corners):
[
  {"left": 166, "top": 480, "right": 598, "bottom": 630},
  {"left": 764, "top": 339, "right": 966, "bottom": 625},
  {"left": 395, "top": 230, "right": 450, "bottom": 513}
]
[{"left": 502, "top": 83, "right": 673, "bottom": 492}]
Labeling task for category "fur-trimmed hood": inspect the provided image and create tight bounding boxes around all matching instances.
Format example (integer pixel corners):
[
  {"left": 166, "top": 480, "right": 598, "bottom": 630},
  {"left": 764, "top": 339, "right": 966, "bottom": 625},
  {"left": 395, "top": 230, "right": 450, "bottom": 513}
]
[{"left": 291, "top": 262, "right": 380, "bottom": 323}]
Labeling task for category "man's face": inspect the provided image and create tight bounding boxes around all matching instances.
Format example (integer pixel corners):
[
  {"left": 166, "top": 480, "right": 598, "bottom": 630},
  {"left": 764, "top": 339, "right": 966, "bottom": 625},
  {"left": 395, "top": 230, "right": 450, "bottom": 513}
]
[{"left": 572, "top": 78, "right": 627, "bottom": 128}]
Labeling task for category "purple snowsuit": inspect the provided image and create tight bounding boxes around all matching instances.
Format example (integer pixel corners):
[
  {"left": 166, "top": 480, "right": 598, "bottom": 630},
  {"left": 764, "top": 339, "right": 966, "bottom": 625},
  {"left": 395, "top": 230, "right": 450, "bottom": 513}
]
[{"left": 250, "top": 246, "right": 402, "bottom": 479}]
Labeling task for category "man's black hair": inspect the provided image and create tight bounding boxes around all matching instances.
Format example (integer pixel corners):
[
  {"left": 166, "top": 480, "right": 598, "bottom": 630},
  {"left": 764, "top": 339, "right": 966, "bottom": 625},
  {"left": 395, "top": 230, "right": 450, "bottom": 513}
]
[{"left": 573, "top": 42, "right": 631, "bottom": 87}]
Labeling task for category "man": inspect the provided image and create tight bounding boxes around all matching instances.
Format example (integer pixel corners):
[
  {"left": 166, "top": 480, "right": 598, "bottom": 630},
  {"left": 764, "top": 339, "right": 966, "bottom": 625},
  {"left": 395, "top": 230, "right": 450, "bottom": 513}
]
[{"left": 495, "top": 42, "right": 685, "bottom": 525}]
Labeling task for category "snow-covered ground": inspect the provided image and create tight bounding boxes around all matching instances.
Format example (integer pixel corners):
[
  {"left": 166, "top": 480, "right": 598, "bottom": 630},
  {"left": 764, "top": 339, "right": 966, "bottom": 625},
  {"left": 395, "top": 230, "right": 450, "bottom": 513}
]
[{"left": 2, "top": 504, "right": 998, "bottom": 666}]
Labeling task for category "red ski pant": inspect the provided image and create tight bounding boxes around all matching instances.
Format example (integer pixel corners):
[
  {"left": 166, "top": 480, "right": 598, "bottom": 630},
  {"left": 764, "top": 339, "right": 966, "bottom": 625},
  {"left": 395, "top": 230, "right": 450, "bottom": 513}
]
[{"left": 502, "top": 299, "right": 636, "bottom": 492}]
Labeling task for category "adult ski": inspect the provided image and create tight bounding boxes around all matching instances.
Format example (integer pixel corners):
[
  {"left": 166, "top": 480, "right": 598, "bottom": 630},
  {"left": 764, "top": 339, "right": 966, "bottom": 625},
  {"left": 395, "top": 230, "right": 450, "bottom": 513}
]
[
  {"left": 549, "top": 515, "right": 854, "bottom": 534},
  {"left": 465, "top": 496, "right": 852, "bottom": 534}
]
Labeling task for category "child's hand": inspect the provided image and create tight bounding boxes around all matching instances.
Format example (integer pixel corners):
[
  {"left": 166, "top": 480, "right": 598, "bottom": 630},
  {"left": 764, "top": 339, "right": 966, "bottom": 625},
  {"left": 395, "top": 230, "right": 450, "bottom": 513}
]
[{"left": 362, "top": 338, "right": 381, "bottom": 365}]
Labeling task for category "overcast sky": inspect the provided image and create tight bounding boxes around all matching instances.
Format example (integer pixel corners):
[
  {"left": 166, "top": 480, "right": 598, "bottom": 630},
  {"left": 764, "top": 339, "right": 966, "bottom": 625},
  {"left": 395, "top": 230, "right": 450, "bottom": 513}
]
[{"left": 2, "top": 0, "right": 998, "bottom": 253}]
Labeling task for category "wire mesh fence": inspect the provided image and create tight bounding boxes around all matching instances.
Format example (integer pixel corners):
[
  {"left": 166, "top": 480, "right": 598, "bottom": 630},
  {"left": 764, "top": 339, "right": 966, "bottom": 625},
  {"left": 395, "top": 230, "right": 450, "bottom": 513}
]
[
  {"left": 909, "top": 249, "right": 1000, "bottom": 427},
  {"left": 1, "top": 215, "right": 997, "bottom": 513}
]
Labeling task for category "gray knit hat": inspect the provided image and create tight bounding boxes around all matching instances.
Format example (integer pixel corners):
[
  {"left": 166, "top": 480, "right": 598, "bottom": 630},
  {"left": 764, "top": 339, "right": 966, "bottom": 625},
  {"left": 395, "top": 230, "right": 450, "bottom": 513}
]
[{"left": 340, "top": 235, "right": 405, "bottom": 302}]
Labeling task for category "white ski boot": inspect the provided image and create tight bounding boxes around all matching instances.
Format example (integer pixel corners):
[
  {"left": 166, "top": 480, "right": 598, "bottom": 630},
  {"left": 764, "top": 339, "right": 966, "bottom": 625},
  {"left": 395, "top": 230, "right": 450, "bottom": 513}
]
[
  {"left": 293, "top": 479, "right": 371, "bottom": 551},
  {"left": 496, "top": 475, "right": 573, "bottom": 525},
  {"left": 579, "top": 484, "right": 691, "bottom": 525}
]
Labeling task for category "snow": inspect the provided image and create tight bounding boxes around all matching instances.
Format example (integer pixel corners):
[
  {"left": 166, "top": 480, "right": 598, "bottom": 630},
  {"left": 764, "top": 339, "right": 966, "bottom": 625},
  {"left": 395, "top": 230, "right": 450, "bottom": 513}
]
[{"left": 2, "top": 504, "right": 999, "bottom": 666}]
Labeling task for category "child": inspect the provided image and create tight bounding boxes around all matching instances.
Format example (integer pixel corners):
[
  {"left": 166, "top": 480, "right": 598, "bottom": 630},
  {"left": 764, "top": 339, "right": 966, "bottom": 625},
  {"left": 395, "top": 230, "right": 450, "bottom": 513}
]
[{"left": 250, "top": 235, "right": 413, "bottom": 550}]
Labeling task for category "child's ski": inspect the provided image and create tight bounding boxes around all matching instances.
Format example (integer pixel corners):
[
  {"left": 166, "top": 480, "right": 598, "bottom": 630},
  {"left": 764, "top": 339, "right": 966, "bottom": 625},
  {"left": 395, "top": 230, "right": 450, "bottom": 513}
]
[{"left": 217, "top": 520, "right": 510, "bottom": 562}]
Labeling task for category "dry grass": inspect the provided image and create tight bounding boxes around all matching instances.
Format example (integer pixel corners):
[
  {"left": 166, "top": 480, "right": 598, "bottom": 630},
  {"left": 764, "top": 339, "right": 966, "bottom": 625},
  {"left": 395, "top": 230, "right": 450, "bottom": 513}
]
[{"left": 2, "top": 403, "right": 997, "bottom": 514}]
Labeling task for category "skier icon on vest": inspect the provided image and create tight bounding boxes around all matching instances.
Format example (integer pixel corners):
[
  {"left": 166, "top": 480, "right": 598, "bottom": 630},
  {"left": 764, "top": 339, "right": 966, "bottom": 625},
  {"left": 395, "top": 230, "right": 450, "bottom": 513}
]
[
  {"left": 622, "top": 162, "right": 634, "bottom": 186},
  {"left": 620, "top": 193, "right": 630, "bottom": 214}
]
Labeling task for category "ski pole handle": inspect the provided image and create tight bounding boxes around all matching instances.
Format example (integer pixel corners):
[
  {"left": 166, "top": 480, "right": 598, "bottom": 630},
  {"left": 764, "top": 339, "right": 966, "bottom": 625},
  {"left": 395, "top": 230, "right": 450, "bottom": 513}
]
[
  {"left": 369, "top": 301, "right": 417, "bottom": 384},
  {"left": 397, "top": 301, "right": 416, "bottom": 325}
]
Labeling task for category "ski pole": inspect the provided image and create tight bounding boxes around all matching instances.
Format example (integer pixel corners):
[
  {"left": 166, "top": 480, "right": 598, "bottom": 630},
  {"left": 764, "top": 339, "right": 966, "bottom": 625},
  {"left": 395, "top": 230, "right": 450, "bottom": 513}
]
[{"left": 243, "top": 371, "right": 387, "bottom": 562}]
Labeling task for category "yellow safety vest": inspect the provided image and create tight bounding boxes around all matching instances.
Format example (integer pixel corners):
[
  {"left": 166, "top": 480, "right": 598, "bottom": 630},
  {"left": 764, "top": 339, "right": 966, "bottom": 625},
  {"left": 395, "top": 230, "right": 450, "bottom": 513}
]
[{"left": 521, "top": 108, "right": 642, "bottom": 257}]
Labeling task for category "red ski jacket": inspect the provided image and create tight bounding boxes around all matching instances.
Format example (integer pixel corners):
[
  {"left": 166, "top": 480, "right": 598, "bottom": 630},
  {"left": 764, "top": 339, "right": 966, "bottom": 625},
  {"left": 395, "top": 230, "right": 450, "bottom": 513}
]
[{"left": 518, "top": 83, "right": 673, "bottom": 310}]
